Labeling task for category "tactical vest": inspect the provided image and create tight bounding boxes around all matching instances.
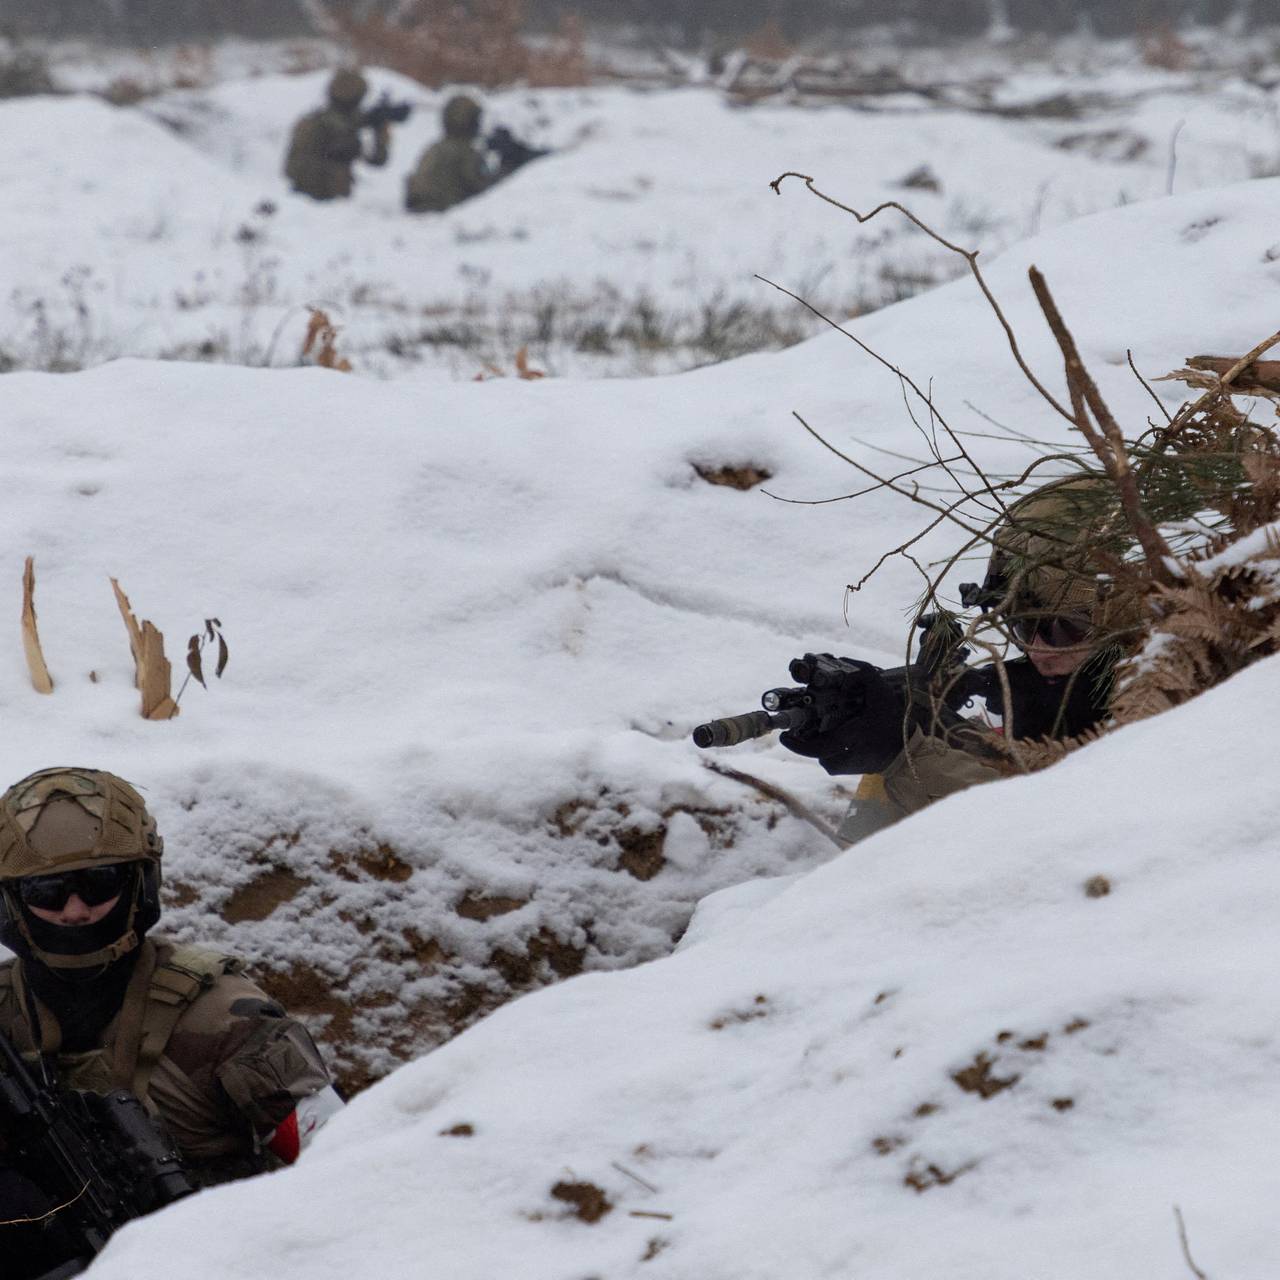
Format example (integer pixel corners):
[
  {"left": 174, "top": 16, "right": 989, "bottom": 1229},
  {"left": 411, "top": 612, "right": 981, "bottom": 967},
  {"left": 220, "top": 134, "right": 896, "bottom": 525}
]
[{"left": 0, "top": 942, "right": 242, "bottom": 1106}]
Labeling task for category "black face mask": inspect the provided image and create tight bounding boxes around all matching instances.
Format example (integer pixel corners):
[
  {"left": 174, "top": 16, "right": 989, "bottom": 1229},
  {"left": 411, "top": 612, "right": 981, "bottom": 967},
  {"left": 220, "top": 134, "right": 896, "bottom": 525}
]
[{"left": 21, "top": 879, "right": 138, "bottom": 961}]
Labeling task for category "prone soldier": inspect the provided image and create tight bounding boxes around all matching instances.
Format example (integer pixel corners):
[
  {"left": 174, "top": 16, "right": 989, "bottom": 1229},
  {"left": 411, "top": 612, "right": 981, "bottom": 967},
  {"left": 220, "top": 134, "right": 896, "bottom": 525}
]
[{"left": 695, "top": 476, "right": 1145, "bottom": 841}]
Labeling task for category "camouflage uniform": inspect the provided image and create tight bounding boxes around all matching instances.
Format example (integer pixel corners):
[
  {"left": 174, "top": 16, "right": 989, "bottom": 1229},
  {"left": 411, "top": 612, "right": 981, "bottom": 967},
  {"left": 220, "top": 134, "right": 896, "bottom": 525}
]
[
  {"left": 284, "top": 68, "right": 390, "bottom": 201},
  {"left": 829, "top": 477, "right": 1145, "bottom": 840},
  {"left": 0, "top": 769, "right": 338, "bottom": 1189},
  {"left": 404, "top": 94, "right": 493, "bottom": 213}
]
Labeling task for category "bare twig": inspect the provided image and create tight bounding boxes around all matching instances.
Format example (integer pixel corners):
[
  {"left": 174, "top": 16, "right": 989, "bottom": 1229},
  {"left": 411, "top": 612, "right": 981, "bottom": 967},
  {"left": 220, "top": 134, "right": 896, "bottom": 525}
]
[
  {"left": 770, "top": 172, "right": 1075, "bottom": 424},
  {"left": 629, "top": 1211, "right": 674, "bottom": 1221},
  {"left": 701, "top": 759, "right": 849, "bottom": 851},
  {"left": 760, "top": 456, "right": 963, "bottom": 507},
  {"left": 1173, "top": 1205, "right": 1209, "bottom": 1280},
  {"left": 1027, "top": 267, "right": 1178, "bottom": 587},
  {"left": 611, "top": 1162, "right": 659, "bottom": 1193},
  {"left": 1127, "top": 349, "right": 1174, "bottom": 425}
]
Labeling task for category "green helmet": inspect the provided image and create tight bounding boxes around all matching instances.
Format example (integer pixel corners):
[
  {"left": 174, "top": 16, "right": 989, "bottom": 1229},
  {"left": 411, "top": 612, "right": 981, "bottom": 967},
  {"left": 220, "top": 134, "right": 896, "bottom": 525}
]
[
  {"left": 442, "top": 93, "right": 482, "bottom": 139},
  {"left": 0, "top": 768, "right": 164, "bottom": 970},
  {"left": 963, "top": 475, "right": 1146, "bottom": 644},
  {"left": 327, "top": 67, "right": 368, "bottom": 109}
]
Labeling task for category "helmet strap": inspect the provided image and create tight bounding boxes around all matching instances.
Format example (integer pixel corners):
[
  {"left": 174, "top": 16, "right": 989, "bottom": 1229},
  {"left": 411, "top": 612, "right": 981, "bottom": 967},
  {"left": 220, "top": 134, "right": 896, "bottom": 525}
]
[{"left": 10, "top": 878, "right": 143, "bottom": 971}]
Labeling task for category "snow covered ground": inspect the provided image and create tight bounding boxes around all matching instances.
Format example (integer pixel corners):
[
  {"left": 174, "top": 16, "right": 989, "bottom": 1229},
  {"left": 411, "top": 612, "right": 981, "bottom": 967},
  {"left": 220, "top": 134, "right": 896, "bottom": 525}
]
[
  {"left": 4, "top": 52, "right": 1280, "bottom": 378},
  {"left": 2, "top": 39, "right": 1279, "bottom": 1276},
  {"left": 90, "top": 655, "right": 1280, "bottom": 1280}
]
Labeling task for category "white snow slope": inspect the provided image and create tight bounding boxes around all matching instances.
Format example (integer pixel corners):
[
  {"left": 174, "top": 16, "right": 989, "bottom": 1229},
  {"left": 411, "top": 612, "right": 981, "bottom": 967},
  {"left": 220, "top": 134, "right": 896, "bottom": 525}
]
[
  {"left": 0, "top": 137, "right": 1257, "bottom": 1275},
  {"left": 92, "top": 657, "right": 1280, "bottom": 1280},
  {"left": 5, "top": 64, "right": 1280, "bottom": 376}
]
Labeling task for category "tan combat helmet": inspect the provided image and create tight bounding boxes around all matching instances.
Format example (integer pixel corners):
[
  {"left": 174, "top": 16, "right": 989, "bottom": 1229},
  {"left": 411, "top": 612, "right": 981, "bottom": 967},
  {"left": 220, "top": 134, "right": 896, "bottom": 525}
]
[
  {"left": 327, "top": 67, "right": 368, "bottom": 109},
  {"left": 963, "top": 475, "right": 1147, "bottom": 646},
  {"left": 0, "top": 767, "right": 164, "bottom": 969}
]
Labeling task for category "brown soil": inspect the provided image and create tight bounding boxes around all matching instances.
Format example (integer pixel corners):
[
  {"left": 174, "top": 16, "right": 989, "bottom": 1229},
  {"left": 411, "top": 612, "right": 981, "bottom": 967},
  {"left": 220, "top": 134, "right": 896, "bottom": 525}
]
[
  {"left": 455, "top": 892, "right": 528, "bottom": 921},
  {"left": 951, "top": 1052, "right": 1019, "bottom": 1099},
  {"left": 222, "top": 868, "right": 309, "bottom": 924},
  {"left": 551, "top": 1180, "right": 613, "bottom": 1223},
  {"left": 692, "top": 462, "right": 772, "bottom": 491}
]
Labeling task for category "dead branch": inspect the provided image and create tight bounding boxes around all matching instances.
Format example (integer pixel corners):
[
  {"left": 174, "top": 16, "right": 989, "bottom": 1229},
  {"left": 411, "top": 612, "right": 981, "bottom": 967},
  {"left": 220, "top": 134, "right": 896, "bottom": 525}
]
[
  {"left": 701, "top": 759, "right": 849, "bottom": 850},
  {"left": 109, "top": 579, "right": 179, "bottom": 720},
  {"left": 1027, "top": 267, "right": 1178, "bottom": 588},
  {"left": 769, "top": 172, "right": 1075, "bottom": 425},
  {"left": 1127, "top": 349, "right": 1174, "bottom": 424},
  {"left": 21, "top": 557, "right": 53, "bottom": 694},
  {"left": 1173, "top": 1206, "right": 1209, "bottom": 1280},
  {"left": 757, "top": 272, "right": 1013, "bottom": 519}
]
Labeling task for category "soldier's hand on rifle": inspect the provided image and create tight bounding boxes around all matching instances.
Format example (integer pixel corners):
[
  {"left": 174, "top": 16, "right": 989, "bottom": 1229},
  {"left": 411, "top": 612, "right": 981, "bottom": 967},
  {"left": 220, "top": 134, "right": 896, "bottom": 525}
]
[{"left": 778, "top": 657, "right": 908, "bottom": 776}]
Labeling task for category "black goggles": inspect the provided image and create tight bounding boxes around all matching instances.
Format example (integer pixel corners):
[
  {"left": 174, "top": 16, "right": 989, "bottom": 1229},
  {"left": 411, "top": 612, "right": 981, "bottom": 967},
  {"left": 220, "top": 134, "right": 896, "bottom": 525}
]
[
  {"left": 15, "top": 863, "right": 135, "bottom": 912},
  {"left": 1008, "top": 612, "right": 1092, "bottom": 649}
]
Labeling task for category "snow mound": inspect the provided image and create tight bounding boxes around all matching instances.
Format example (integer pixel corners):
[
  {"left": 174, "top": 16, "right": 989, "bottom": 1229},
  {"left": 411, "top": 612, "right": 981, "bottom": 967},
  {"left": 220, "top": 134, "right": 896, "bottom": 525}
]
[
  {"left": 91, "top": 652, "right": 1280, "bottom": 1280},
  {"left": 5, "top": 171, "right": 1280, "bottom": 1088}
]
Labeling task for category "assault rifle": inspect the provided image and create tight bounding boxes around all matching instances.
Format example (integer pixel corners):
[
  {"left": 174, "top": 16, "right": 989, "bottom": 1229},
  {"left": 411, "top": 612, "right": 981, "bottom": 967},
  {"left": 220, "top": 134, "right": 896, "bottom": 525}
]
[
  {"left": 361, "top": 93, "right": 412, "bottom": 132},
  {"left": 486, "top": 125, "right": 551, "bottom": 178},
  {"left": 0, "top": 1028, "right": 194, "bottom": 1279},
  {"left": 692, "top": 614, "right": 991, "bottom": 750}
]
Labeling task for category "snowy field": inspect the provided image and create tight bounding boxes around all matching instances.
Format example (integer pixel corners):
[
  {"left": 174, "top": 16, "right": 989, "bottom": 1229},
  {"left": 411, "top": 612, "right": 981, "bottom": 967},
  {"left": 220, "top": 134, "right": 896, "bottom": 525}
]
[
  {"left": 4, "top": 44, "right": 1280, "bottom": 377},
  {"left": 2, "top": 34, "right": 1279, "bottom": 1278}
]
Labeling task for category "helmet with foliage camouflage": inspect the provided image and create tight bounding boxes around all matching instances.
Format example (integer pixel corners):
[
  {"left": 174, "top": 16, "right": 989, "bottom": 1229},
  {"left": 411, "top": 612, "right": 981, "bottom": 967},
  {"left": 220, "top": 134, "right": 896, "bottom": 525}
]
[
  {"left": 0, "top": 768, "right": 164, "bottom": 970},
  {"left": 962, "top": 475, "right": 1146, "bottom": 645},
  {"left": 327, "top": 67, "right": 368, "bottom": 109},
  {"left": 442, "top": 93, "right": 482, "bottom": 139}
]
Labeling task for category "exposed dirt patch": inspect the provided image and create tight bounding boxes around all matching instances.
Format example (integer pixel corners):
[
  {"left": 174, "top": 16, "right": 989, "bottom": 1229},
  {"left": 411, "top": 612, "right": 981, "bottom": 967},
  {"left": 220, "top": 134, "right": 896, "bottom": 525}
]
[
  {"left": 222, "top": 868, "right": 309, "bottom": 924},
  {"left": 551, "top": 1180, "right": 613, "bottom": 1223},
  {"left": 1063, "top": 1017, "right": 1090, "bottom": 1034},
  {"left": 440, "top": 1122, "right": 475, "bottom": 1136},
  {"left": 259, "top": 963, "right": 356, "bottom": 1046},
  {"left": 872, "top": 1134, "right": 905, "bottom": 1155},
  {"left": 549, "top": 791, "right": 738, "bottom": 884},
  {"left": 164, "top": 881, "right": 199, "bottom": 909},
  {"left": 951, "top": 1052, "right": 1019, "bottom": 1099},
  {"left": 904, "top": 1159, "right": 976, "bottom": 1193},
  {"left": 1052, "top": 1097, "right": 1075, "bottom": 1112},
  {"left": 692, "top": 462, "right": 772, "bottom": 490},
  {"left": 455, "top": 892, "right": 528, "bottom": 921},
  {"left": 355, "top": 844, "right": 414, "bottom": 882},
  {"left": 641, "top": 1237, "right": 668, "bottom": 1262},
  {"left": 491, "top": 926, "right": 586, "bottom": 985},
  {"left": 1084, "top": 874, "right": 1112, "bottom": 898},
  {"left": 617, "top": 825, "right": 666, "bottom": 880},
  {"left": 709, "top": 993, "right": 769, "bottom": 1030}
]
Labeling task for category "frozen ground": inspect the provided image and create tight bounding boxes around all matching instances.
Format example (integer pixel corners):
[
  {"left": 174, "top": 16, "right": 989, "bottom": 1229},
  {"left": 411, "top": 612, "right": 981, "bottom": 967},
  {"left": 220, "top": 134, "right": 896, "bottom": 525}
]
[
  {"left": 90, "top": 654, "right": 1280, "bottom": 1280},
  {"left": 1, "top": 143, "right": 1277, "bottom": 1087},
  {"left": 3, "top": 46, "right": 1280, "bottom": 379},
  {"left": 2, "top": 36, "right": 1278, "bottom": 1277}
]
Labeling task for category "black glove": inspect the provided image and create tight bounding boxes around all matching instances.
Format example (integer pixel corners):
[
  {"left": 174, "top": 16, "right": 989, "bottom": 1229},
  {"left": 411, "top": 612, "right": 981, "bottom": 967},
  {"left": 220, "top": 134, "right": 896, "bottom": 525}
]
[{"left": 779, "top": 658, "right": 908, "bottom": 776}]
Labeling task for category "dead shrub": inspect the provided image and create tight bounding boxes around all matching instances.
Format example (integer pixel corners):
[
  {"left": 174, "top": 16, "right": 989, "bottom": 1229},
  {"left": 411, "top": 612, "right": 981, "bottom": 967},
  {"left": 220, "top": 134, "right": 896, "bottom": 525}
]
[
  {"left": 1140, "top": 23, "right": 1193, "bottom": 72},
  {"left": 325, "top": 0, "right": 588, "bottom": 90}
]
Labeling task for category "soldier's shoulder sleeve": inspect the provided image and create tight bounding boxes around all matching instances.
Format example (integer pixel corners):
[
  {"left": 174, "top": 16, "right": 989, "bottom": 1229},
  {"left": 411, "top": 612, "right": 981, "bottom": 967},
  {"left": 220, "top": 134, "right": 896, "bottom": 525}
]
[
  {"left": 464, "top": 143, "right": 493, "bottom": 194},
  {"left": 172, "top": 966, "right": 333, "bottom": 1137},
  {"left": 879, "top": 726, "right": 1006, "bottom": 819}
]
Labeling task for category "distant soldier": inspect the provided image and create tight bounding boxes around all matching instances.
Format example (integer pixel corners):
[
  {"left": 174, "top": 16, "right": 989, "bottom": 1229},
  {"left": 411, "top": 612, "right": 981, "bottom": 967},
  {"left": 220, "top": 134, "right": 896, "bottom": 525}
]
[
  {"left": 404, "top": 93, "right": 493, "bottom": 214},
  {"left": 284, "top": 67, "right": 391, "bottom": 201}
]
